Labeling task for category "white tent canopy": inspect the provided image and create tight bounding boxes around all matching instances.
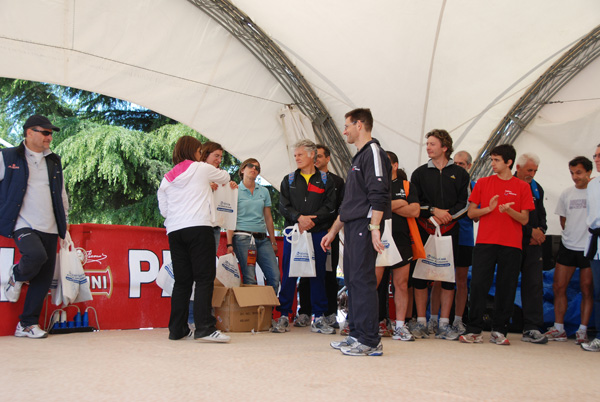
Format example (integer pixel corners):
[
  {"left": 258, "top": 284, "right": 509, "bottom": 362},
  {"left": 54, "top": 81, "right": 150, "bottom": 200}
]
[{"left": 1, "top": 0, "right": 599, "bottom": 234}]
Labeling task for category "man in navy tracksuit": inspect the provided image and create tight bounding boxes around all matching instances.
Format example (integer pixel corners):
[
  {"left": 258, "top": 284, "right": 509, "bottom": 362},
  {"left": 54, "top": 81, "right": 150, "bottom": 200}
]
[{"left": 322, "top": 108, "right": 391, "bottom": 356}]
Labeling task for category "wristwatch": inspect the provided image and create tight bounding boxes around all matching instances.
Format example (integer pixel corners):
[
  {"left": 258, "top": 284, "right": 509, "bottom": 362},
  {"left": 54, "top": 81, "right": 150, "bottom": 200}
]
[
  {"left": 429, "top": 206, "right": 435, "bottom": 215},
  {"left": 368, "top": 224, "right": 380, "bottom": 231}
]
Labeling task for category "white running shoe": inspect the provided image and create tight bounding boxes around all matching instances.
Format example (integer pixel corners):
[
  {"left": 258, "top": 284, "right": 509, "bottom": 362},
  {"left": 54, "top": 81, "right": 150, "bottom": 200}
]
[
  {"left": 15, "top": 322, "right": 48, "bottom": 339},
  {"left": 196, "top": 330, "right": 230, "bottom": 343}
]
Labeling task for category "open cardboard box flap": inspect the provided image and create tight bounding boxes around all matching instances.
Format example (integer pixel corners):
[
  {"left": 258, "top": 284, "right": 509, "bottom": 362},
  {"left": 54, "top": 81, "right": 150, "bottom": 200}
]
[{"left": 231, "top": 285, "right": 280, "bottom": 307}]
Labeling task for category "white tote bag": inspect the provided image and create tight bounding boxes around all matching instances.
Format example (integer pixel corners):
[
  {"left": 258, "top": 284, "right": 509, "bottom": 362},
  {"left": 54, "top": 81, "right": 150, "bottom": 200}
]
[
  {"left": 59, "top": 232, "right": 92, "bottom": 305},
  {"left": 285, "top": 224, "right": 316, "bottom": 277},
  {"left": 50, "top": 252, "right": 63, "bottom": 306},
  {"left": 338, "top": 229, "right": 345, "bottom": 271},
  {"left": 213, "top": 185, "right": 238, "bottom": 230},
  {"left": 413, "top": 218, "right": 455, "bottom": 282},
  {"left": 156, "top": 260, "right": 175, "bottom": 296},
  {"left": 375, "top": 219, "right": 403, "bottom": 267},
  {"left": 216, "top": 253, "right": 242, "bottom": 288}
]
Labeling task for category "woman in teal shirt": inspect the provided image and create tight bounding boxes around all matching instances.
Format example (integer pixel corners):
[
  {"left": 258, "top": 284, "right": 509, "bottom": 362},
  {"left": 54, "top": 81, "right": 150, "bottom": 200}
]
[{"left": 226, "top": 158, "right": 280, "bottom": 292}]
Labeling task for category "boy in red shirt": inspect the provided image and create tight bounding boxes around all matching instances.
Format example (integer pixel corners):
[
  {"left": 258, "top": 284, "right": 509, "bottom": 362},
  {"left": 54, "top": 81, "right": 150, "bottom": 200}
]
[{"left": 459, "top": 144, "right": 535, "bottom": 345}]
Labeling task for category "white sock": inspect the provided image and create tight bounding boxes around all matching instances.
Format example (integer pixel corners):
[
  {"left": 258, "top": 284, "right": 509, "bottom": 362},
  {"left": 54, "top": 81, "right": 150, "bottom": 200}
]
[
  {"left": 430, "top": 315, "right": 438, "bottom": 322},
  {"left": 579, "top": 324, "right": 588, "bottom": 332},
  {"left": 417, "top": 317, "right": 427, "bottom": 324},
  {"left": 453, "top": 315, "right": 462, "bottom": 325},
  {"left": 555, "top": 323, "right": 565, "bottom": 332},
  {"left": 396, "top": 320, "right": 404, "bottom": 329},
  {"left": 439, "top": 318, "right": 450, "bottom": 326}
]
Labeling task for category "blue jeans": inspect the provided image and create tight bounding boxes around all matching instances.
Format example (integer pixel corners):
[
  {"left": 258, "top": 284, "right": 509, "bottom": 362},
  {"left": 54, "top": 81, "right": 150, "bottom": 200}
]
[
  {"left": 591, "top": 259, "right": 600, "bottom": 340},
  {"left": 233, "top": 234, "right": 280, "bottom": 293},
  {"left": 277, "top": 230, "right": 328, "bottom": 318}
]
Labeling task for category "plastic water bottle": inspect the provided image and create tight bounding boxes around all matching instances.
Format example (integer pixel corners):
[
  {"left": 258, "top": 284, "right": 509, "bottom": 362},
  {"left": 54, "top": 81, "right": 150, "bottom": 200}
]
[{"left": 247, "top": 241, "right": 257, "bottom": 270}]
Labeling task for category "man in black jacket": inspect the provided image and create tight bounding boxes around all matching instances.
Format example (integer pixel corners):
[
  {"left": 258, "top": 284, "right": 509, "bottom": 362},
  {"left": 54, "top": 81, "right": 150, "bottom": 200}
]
[
  {"left": 274, "top": 139, "right": 337, "bottom": 334},
  {"left": 1, "top": 115, "right": 69, "bottom": 339},
  {"left": 322, "top": 108, "right": 391, "bottom": 356},
  {"left": 515, "top": 152, "right": 548, "bottom": 344}
]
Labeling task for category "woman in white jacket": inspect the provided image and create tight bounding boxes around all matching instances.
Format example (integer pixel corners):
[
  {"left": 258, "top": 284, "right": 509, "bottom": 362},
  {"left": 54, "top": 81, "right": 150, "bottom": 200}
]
[{"left": 157, "top": 136, "right": 231, "bottom": 343}]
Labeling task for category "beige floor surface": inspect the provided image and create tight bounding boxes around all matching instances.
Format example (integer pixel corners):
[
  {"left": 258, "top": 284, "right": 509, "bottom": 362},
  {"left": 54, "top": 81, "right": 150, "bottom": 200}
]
[{"left": 2, "top": 326, "right": 598, "bottom": 401}]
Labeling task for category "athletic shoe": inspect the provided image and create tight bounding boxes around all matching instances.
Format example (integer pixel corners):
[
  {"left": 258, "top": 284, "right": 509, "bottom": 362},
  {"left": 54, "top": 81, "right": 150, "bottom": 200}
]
[
  {"left": 271, "top": 316, "right": 290, "bottom": 333},
  {"left": 311, "top": 316, "right": 335, "bottom": 334},
  {"left": 378, "top": 319, "right": 392, "bottom": 337},
  {"left": 427, "top": 318, "right": 438, "bottom": 335},
  {"left": 411, "top": 322, "right": 429, "bottom": 339},
  {"left": 4, "top": 264, "right": 23, "bottom": 303},
  {"left": 453, "top": 320, "right": 467, "bottom": 335},
  {"left": 459, "top": 333, "right": 483, "bottom": 344},
  {"left": 15, "top": 322, "right": 48, "bottom": 339},
  {"left": 575, "top": 329, "right": 589, "bottom": 345},
  {"left": 544, "top": 326, "right": 567, "bottom": 342},
  {"left": 340, "top": 341, "right": 383, "bottom": 356},
  {"left": 489, "top": 331, "right": 510, "bottom": 345},
  {"left": 407, "top": 318, "right": 418, "bottom": 333},
  {"left": 521, "top": 330, "right": 548, "bottom": 344},
  {"left": 330, "top": 336, "right": 358, "bottom": 350},
  {"left": 324, "top": 313, "right": 339, "bottom": 328},
  {"left": 580, "top": 338, "right": 600, "bottom": 352},
  {"left": 392, "top": 325, "right": 415, "bottom": 341},
  {"left": 340, "top": 321, "right": 350, "bottom": 336},
  {"left": 436, "top": 323, "right": 459, "bottom": 340},
  {"left": 196, "top": 330, "right": 230, "bottom": 343},
  {"left": 293, "top": 313, "right": 311, "bottom": 327}
]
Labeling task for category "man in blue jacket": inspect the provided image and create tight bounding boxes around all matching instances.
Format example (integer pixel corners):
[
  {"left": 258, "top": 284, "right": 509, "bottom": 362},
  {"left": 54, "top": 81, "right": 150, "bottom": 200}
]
[
  {"left": 1, "top": 115, "right": 69, "bottom": 339},
  {"left": 322, "top": 108, "right": 391, "bottom": 356}
]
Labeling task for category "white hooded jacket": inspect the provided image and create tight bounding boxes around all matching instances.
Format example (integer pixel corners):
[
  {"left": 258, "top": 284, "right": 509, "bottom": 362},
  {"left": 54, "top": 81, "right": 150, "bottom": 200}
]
[{"left": 157, "top": 160, "right": 230, "bottom": 234}]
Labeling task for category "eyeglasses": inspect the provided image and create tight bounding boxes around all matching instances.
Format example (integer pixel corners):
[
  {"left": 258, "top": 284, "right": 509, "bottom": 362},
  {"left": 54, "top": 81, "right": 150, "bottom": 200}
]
[
  {"left": 343, "top": 121, "right": 358, "bottom": 130},
  {"left": 31, "top": 128, "right": 53, "bottom": 136},
  {"left": 246, "top": 163, "right": 261, "bottom": 172},
  {"left": 593, "top": 154, "right": 600, "bottom": 160}
]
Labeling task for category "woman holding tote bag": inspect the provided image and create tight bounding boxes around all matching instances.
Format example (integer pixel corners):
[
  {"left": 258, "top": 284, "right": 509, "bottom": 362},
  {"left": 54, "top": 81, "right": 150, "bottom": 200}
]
[
  {"left": 157, "top": 136, "right": 231, "bottom": 343},
  {"left": 226, "top": 158, "right": 280, "bottom": 293}
]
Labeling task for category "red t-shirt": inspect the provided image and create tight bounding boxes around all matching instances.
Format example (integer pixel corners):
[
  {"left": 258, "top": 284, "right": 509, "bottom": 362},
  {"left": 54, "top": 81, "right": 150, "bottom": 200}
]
[{"left": 469, "top": 175, "right": 535, "bottom": 249}]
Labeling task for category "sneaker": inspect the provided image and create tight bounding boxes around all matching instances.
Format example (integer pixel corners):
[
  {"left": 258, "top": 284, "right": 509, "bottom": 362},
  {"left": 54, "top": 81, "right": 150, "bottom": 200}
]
[
  {"left": 453, "top": 320, "right": 466, "bottom": 335},
  {"left": 293, "top": 313, "right": 311, "bottom": 327},
  {"left": 411, "top": 322, "right": 429, "bottom": 339},
  {"left": 331, "top": 336, "right": 358, "bottom": 350},
  {"left": 340, "top": 341, "right": 383, "bottom": 356},
  {"left": 324, "top": 313, "right": 339, "bottom": 328},
  {"left": 378, "top": 319, "right": 392, "bottom": 337},
  {"left": 544, "top": 326, "right": 567, "bottom": 342},
  {"left": 521, "top": 330, "right": 548, "bottom": 344},
  {"left": 392, "top": 325, "right": 415, "bottom": 341},
  {"left": 196, "top": 330, "right": 230, "bottom": 343},
  {"left": 15, "top": 322, "right": 47, "bottom": 339},
  {"left": 575, "top": 329, "right": 589, "bottom": 345},
  {"left": 311, "top": 316, "right": 335, "bottom": 334},
  {"left": 340, "top": 321, "right": 350, "bottom": 336},
  {"left": 5, "top": 264, "right": 23, "bottom": 303},
  {"left": 427, "top": 318, "right": 438, "bottom": 335},
  {"left": 490, "top": 331, "right": 510, "bottom": 345},
  {"left": 580, "top": 338, "right": 600, "bottom": 352},
  {"left": 407, "top": 318, "right": 418, "bottom": 333},
  {"left": 459, "top": 333, "right": 483, "bottom": 343},
  {"left": 436, "top": 323, "right": 459, "bottom": 340},
  {"left": 271, "top": 316, "right": 290, "bottom": 333}
]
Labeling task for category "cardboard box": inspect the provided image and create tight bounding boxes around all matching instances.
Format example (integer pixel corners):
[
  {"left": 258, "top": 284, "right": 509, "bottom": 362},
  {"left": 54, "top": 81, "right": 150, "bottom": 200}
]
[{"left": 212, "top": 284, "right": 280, "bottom": 332}]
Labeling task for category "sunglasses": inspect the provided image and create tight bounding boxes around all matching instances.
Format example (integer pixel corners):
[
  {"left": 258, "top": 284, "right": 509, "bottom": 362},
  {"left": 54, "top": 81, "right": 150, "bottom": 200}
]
[
  {"left": 245, "top": 163, "right": 261, "bottom": 172},
  {"left": 31, "top": 128, "right": 53, "bottom": 136}
]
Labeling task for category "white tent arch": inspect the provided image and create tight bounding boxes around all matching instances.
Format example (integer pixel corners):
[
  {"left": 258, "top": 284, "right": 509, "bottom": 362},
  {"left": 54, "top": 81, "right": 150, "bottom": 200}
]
[{"left": 1, "top": 0, "right": 599, "bottom": 234}]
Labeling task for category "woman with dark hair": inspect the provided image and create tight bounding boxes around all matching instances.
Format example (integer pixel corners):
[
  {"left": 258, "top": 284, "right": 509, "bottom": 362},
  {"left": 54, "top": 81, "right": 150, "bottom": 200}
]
[
  {"left": 225, "top": 158, "right": 280, "bottom": 293},
  {"left": 157, "top": 135, "right": 231, "bottom": 343}
]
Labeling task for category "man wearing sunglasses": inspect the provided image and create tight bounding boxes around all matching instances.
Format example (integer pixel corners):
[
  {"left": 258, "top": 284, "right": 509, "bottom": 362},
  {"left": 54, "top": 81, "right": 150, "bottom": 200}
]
[{"left": 1, "top": 115, "right": 69, "bottom": 339}]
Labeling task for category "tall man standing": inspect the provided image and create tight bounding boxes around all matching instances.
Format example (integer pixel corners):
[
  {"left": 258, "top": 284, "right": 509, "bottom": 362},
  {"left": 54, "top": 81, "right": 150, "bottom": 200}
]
[
  {"left": 410, "top": 129, "right": 469, "bottom": 340},
  {"left": 515, "top": 153, "right": 548, "bottom": 344},
  {"left": 2, "top": 115, "right": 69, "bottom": 339},
  {"left": 580, "top": 144, "right": 600, "bottom": 352},
  {"left": 321, "top": 108, "right": 391, "bottom": 356},
  {"left": 275, "top": 139, "right": 337, "bottom": 335},
  {"left": 546, "top": 156, "right": 593, "bottom": 344}
]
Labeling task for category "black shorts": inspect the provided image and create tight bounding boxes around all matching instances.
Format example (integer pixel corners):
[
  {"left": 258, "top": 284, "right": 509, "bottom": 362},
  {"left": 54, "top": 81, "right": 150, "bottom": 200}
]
[
  {"left": 390, "top": 245, "right": 413, "bottom": 269},
  {"left": 556, "top": 241, "right": 591, "bottom": 269},
  {"left": 455, "top": 245, "right": 474, "bottom": 267}
]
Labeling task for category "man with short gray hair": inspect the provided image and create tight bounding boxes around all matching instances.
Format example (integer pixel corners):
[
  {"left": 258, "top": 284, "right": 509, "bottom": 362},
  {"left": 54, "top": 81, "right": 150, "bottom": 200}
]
[
  {"left": 515, "top": 152, "right": 548, "bottom": 344},
  {"left": 274, "top": 139, "right": 337, "bottom": 335}
]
